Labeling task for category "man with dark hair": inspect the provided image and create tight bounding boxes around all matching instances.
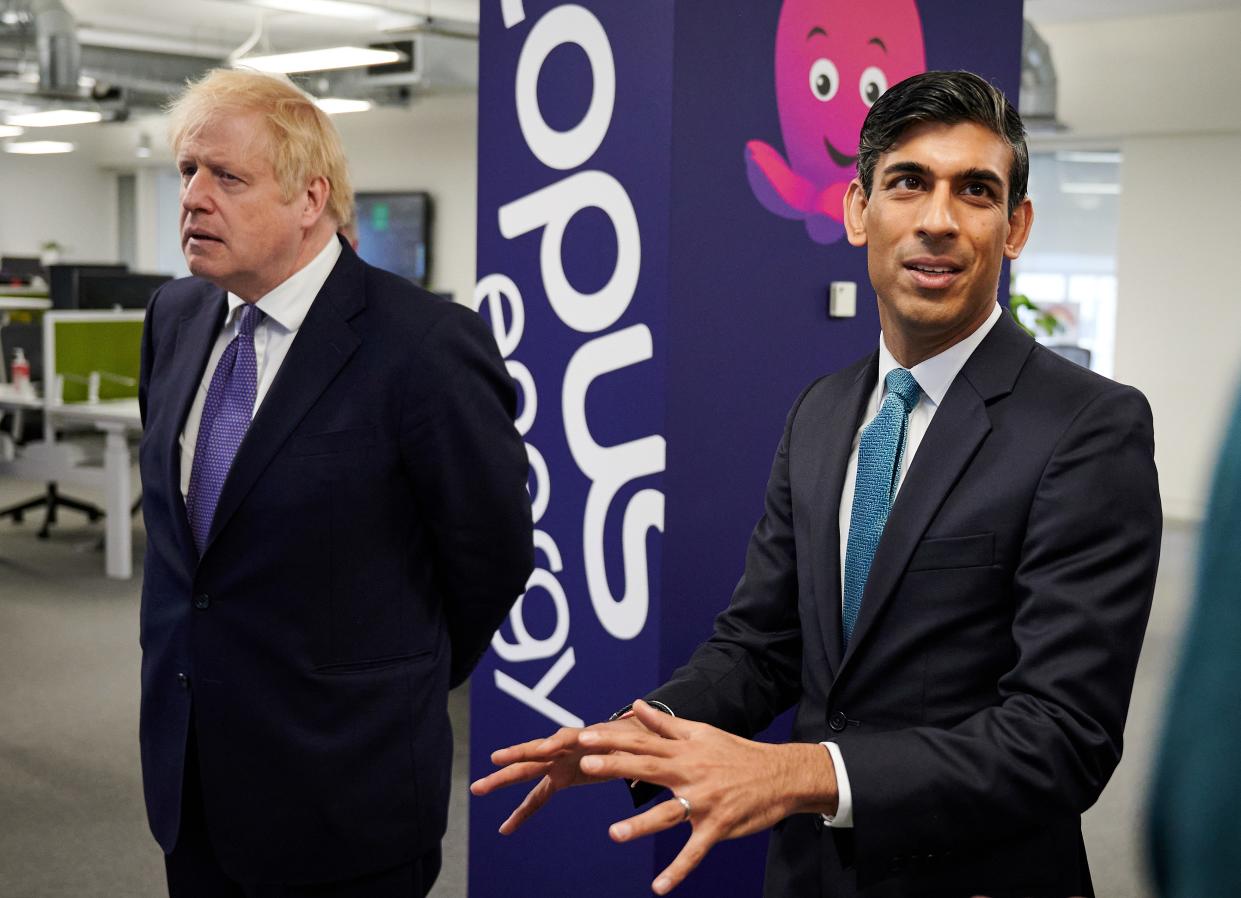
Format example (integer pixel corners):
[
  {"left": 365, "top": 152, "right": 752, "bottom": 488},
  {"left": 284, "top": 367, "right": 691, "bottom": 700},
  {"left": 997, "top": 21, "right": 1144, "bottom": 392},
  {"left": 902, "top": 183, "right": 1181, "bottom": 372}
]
[{"left": 474, "top": 71, "right": 1160, "bottom": 897}]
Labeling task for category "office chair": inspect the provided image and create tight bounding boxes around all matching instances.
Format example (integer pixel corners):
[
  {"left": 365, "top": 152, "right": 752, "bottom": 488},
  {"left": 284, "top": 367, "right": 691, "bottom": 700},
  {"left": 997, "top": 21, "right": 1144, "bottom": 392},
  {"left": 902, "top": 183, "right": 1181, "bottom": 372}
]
[{"left": 0, "top": 320, "right": 105, "bottom": 538}]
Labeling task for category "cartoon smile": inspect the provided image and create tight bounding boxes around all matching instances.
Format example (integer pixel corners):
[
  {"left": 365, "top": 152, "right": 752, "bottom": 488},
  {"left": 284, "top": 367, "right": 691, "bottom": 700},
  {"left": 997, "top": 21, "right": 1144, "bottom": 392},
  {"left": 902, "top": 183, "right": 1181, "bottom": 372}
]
[{"left": 823, "top": 137, "right": 858, "bottom": 168}]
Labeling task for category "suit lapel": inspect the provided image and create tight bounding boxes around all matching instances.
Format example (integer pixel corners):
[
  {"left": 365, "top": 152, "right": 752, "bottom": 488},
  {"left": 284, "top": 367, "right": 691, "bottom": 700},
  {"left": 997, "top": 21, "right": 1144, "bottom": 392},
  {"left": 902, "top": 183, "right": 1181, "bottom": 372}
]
[
  {"left": 201, "top": 244, "right": 365, "bottom": 556},
  {"left": 164, "top": 289, "right": 227, "bottom": 566},
  {"left": 838, "top": 313, "right": 1034, "bottom": 673},
  {"left": 808, "top": 354, "right": 876, "bottom": 678}
]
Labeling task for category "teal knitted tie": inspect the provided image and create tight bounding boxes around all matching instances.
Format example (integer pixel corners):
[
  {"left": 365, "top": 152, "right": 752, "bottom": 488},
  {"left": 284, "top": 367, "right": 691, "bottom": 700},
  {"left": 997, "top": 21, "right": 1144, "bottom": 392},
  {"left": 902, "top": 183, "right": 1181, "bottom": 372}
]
[{"left": 842, "top": 368, "right": 922, "bottom": 647}]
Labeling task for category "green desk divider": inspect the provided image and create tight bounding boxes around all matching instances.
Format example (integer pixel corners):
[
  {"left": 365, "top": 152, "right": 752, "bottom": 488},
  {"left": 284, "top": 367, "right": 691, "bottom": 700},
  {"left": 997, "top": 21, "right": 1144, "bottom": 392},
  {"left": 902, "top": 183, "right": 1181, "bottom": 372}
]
[{"left": 48, "top": 313, "right": 144, "bottom": 403}]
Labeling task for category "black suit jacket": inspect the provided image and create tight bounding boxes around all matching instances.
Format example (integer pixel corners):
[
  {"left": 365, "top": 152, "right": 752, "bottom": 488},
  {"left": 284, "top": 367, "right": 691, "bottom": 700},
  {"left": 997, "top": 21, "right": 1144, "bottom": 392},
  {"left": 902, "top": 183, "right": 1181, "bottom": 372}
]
[
  {"left": 649, "top": 314, "right": 1161, "bottom": 897},
  {"left": 137, "top": 241, "right": 533, "bottom": 884}
]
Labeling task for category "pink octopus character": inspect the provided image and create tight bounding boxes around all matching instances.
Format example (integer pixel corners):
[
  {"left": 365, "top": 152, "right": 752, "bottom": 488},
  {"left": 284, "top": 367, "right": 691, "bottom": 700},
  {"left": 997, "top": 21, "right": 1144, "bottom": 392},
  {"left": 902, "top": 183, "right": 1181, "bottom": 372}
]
[{"left": 746, "top": 0, "right": 926, "bottom": 243}]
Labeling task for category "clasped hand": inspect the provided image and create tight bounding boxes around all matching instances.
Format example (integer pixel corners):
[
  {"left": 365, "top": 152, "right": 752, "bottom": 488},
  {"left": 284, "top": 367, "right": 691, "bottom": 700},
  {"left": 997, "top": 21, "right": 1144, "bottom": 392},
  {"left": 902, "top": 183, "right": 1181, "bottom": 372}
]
[{"left": 470, "top": 700, "right": 837, "bottom": 895}]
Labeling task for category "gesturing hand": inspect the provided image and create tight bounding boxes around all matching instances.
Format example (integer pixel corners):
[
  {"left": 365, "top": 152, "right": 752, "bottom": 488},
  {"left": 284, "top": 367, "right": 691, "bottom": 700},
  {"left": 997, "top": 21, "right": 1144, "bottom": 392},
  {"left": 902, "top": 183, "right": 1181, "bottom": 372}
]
[
  {"left": 575, "top": 700, "right": 838, "bottom": 896},
  {"left": 469, "top": 715, "right": 650, "bottom": 835}
]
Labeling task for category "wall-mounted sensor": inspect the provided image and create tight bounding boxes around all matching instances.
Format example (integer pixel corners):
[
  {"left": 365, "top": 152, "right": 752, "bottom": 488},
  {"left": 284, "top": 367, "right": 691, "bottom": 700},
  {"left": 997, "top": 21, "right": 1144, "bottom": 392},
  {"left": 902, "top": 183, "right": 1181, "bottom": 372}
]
[{"left": 828, "top": 281, "right": 857, "bottom": 318}]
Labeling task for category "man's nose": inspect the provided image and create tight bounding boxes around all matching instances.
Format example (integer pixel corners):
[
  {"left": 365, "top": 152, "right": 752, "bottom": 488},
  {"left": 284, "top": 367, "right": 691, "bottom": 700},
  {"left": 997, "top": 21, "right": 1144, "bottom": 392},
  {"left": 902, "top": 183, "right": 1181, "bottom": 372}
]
[
  {"left": 181, "top": 171, "right": 211, "bottom": 212},
  {"left": 916, "top": 183, "right": 958, "bottom": 239}
]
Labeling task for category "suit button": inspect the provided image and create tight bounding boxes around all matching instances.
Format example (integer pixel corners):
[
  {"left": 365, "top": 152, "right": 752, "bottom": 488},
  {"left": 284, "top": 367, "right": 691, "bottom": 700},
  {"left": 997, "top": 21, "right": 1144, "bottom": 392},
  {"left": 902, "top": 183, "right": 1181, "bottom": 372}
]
[
  {"left": 176, "top": 673, "right": 189, "bottom": 689},
  {"left": 193, "top": 593, "right": 210, "bottom": 610},
  {"left": 828, "top": 711, "right": 847, "bottom": 732}
]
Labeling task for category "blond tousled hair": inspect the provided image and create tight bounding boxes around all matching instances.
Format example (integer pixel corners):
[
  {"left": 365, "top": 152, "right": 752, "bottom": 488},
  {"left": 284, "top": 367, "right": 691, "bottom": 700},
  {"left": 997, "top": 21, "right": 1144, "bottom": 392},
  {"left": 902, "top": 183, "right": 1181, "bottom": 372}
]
[{"left": 167, "top": 68, "right": 355, "bottom": 227}]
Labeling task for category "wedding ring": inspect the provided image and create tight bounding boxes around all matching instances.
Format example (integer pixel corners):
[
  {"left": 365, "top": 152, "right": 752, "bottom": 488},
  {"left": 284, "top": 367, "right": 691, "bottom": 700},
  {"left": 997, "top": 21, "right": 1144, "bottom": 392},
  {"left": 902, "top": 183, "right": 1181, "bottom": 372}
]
[{"left": 676, "top": 795, "right": 692, "bottom": 821}]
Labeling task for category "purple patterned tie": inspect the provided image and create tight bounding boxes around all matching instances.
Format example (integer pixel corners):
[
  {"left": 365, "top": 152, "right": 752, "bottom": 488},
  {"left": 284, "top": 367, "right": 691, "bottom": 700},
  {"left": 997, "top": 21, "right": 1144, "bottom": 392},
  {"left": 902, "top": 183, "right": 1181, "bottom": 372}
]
[{"left": 186, "top": 303, "right": 263, "bottom": 554}]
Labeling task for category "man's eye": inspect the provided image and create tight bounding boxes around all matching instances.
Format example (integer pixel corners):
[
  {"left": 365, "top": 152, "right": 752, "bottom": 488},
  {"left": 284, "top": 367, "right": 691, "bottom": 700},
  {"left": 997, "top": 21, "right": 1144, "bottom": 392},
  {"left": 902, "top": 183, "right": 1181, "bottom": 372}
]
[
  {"left": 965, "top": 183, "right": 993, "bottom": 198},
  {"left": 896, "top": 176, "right": 921, "bottom": 190}
]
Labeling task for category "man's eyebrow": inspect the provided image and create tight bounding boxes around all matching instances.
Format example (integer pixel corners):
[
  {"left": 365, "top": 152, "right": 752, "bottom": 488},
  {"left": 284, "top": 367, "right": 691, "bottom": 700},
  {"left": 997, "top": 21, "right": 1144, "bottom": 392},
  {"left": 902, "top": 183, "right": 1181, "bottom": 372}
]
[
  {"left": 959, "top": 167, "right": 1006, "bottom": 188},
  {"left": 869, "top": 36, "right": 887, "bottom": 53},
  {"left": 881, "top": 161, "right": 931, "bottom": 179},
  {"left": 807, "top": 26, "right": 827, "bottom": 40}
]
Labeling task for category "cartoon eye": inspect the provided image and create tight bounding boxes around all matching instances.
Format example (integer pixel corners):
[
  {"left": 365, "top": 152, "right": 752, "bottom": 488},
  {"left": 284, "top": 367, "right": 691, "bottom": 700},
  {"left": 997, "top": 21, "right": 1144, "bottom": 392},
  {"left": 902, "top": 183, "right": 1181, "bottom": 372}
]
[
  {"left": 860, "top": 66, "right": 888, "bottom": 107},
  {"left": 808, "top": 59, "right": 839, "bottom": 102}
]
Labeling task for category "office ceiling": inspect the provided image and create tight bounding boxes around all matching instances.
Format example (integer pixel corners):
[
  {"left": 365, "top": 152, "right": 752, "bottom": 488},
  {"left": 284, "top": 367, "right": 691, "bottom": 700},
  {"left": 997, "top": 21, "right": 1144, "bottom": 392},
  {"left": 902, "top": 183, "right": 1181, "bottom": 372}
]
[
  {"left": 63, "top": 0, "right": 480, "bottom": 59},
  {"left": 0, "top": 0, "right": 1232, "bottom": 121},
  {"left": 47, "top": 0, "right": 1241, "bottom": 54}
]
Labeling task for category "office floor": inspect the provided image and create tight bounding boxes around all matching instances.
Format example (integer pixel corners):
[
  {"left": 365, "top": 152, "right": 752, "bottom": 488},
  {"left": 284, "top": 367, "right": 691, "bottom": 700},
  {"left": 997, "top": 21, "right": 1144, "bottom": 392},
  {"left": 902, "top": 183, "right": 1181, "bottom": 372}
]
[{"left": 0, "top": 474, "right": 1196, "bottom": 897}]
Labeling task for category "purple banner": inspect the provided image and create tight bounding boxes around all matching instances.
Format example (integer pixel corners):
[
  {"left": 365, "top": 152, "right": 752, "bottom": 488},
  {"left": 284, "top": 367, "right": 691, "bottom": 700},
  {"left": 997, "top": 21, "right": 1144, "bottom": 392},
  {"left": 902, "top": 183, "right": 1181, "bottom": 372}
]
[{"left": 470, "top": 2, "right": 1024, "bottom": 895}]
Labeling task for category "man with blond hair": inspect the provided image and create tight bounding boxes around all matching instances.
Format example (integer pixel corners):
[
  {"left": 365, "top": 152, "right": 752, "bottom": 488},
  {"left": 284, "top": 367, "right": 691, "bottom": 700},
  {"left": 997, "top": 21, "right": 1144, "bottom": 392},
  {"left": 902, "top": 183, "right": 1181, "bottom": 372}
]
[{"left": 137, "top": 68, "right": 533, "bottom": 897}]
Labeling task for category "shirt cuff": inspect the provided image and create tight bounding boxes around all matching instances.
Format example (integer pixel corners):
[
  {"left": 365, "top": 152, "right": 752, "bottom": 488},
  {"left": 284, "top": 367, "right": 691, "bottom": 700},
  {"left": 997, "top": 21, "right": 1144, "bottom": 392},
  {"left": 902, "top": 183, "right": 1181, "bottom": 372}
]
[{"left": 820, "top": 741, "right": 853, "bottom": 828}]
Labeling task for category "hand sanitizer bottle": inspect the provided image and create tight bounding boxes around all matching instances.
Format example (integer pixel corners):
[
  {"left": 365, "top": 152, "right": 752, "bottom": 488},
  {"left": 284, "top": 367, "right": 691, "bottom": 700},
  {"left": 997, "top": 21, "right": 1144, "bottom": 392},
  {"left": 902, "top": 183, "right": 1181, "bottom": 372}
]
[{"left": 10, "top": 347, "right": 31, "bottom": 396}]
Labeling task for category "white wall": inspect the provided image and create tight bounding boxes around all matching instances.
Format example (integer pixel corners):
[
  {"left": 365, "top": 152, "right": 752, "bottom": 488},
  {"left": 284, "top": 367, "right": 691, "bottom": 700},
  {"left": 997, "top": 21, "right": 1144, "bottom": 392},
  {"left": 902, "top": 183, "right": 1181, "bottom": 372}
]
[
  {"left": 89, "top": 93, "right": 480, "bottom": 304},
  {"left": 333, "top": 95, "right": 479, "bottom": 303},
  {"left": 1040, "top": 7, "right": 1241, "bottom": 520},
  {"left": 0, "top": 141, "right": 117, "bottom": 263}
]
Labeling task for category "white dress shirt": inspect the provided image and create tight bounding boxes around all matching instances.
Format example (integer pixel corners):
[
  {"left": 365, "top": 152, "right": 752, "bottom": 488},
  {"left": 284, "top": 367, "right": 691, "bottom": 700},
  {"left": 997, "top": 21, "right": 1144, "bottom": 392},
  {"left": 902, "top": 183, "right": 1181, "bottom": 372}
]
[
  {"left": 823, "top": 301, "right": 1003, "bottom": 827},
  {"left": 179, "top": 236, "right": 342, "bottom": 498}
]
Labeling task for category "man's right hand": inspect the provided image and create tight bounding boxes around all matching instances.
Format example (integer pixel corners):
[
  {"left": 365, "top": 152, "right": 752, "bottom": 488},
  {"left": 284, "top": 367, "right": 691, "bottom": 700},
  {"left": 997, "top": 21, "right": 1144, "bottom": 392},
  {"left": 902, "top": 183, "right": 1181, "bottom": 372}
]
[{"left": 469, "top": 715, "right": 648, "bottom": 835}]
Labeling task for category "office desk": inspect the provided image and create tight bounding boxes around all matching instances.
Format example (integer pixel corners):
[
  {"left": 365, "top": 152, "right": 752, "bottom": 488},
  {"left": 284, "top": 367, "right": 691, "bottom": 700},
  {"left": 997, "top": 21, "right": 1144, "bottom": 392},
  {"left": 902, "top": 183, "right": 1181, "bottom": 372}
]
[
  {"left": 0, "top": 296, "right": 52, "bottom": 311},
  {"left": 50, "top": 399, "right": 142, "bottom": 579},
  {"left": 0, "top": 388, "right": 142, "bottom": 580},
  {"left": 0, "top": 383, "right": 42, "bottom": 445}
]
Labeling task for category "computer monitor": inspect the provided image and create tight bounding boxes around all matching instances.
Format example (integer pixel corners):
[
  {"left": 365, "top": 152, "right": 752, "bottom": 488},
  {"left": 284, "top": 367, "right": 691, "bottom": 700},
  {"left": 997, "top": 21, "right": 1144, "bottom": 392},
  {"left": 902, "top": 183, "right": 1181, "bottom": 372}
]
[
  {"left": 76, "top": 272, "right": 172, "bottom": 310},
  {"left": 0, "top": 255, "right": 44, "bottom": 283},
  {"left": 354, "top": 191, "right": 432, "bottom": 286},
  {"left": 48, "top": 264, "right": 128, "bottom": 309}
]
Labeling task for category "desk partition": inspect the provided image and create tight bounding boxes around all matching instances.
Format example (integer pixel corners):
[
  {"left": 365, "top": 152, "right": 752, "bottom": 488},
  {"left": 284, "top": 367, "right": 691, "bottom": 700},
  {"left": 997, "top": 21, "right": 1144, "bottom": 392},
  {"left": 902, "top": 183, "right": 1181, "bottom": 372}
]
[{"left": 43, "top": 311, "right": 144, "bottom": 407}]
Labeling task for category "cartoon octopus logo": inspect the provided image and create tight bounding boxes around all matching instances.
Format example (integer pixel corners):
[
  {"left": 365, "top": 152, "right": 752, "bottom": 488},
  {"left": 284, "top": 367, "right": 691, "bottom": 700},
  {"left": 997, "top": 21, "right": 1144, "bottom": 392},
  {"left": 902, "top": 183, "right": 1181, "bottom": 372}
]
[{"left": 745, "top": 0, "right": 927, "bottom": 244}]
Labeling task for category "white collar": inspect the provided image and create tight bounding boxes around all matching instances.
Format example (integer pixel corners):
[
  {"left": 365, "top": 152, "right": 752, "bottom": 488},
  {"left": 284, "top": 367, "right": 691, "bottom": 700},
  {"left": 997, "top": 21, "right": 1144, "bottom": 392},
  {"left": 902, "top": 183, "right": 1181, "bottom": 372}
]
[
  {"left": 224, "top": 235, "right": 343, "bottom": 333},
  {"left": 877, "top": 302, "right": 1002, "bottom": 407}
]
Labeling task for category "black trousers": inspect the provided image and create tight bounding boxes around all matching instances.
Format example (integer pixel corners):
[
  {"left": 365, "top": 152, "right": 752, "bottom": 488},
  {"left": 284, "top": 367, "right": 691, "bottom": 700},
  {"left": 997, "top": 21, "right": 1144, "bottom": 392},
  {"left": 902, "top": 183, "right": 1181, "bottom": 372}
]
[{"left": 166, "top": 728, "right": 441, "bottom": 898}]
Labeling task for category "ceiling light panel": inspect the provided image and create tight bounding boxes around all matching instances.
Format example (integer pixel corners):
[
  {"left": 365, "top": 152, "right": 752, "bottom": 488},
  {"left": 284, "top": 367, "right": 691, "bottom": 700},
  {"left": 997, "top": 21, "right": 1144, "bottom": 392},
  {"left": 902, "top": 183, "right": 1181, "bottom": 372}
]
[
  {"left": 5, "top": 141, "right": 75, "bottom": 154},
  {"left": 315, "top": 97, "right": 373, "bottom": 114},
  {"left": 235, "top": 46, "right": 404, "bottom": 73},
  {"left": 7, "top": 110, "right": 103, "bottom": 127},
  {"left": 251, "top": 0, "right": 387, "bottom": 19}
]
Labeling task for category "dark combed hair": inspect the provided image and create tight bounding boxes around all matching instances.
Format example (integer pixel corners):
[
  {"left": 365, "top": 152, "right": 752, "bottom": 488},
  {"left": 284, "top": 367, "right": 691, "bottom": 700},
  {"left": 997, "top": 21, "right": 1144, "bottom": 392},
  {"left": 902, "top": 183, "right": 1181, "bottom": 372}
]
[{"left": 856, "top": 70, "right": 1029, "bottom": 218}]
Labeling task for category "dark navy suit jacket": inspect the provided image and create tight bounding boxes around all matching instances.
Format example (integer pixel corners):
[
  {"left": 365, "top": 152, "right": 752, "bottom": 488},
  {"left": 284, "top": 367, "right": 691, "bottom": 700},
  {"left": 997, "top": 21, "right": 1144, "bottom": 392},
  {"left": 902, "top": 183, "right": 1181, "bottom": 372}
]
[
  {"left": 649, "top": 313, "right": 1162, "bottom": 897},
  {"left": 137, "top": 240, "right": 533, "bottom": 884}
]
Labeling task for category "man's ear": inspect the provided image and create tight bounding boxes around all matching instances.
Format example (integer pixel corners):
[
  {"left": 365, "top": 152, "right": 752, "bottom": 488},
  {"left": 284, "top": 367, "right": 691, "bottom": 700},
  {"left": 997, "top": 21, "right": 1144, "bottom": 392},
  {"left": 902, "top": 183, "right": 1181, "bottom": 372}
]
[
  {"left": 844, "top": 179, "right": 868, "bottom": 247},
  {"left": 1004, "top": 196, "right": 1034, "bottom": 260},
  {"left": 302, "top": 175, "right": 331, "bottom": 228}
]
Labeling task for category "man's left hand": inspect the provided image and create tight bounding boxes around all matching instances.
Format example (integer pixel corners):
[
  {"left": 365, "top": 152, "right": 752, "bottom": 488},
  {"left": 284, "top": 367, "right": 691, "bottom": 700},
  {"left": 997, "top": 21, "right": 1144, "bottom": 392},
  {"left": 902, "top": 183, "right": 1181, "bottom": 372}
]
[{"left": 576, "top": 700, "right": 838, "bottom": 895}]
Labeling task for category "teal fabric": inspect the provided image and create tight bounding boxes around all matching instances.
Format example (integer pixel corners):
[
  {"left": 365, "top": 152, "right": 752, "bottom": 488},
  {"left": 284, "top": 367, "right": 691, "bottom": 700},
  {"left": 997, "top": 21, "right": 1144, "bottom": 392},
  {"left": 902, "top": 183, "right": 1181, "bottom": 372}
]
[
  {"left": 1148, "top": 383, "right": 1241, "bottom": 894},
  {"left": 842, "top": 367, "right": 921, "bottom": 646}
]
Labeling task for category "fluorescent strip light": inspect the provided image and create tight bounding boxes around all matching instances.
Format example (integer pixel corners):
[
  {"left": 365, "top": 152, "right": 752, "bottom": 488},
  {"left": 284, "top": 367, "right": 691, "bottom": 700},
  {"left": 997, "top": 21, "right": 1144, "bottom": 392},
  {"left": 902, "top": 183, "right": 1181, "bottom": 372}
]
[
  {"left": 315, "top": 97, "right": 373, "bottom": 114},
  {"left": 1061, "top": 182, "right": 1121, "bottom": 196},
  {"left": 252, "top": 0, "right": 385, "bottom": 19},
  {"left": 236, "top": 46, "right": 404, "bottom": 74},
  {"left": 5, "top": 140, "right": 75, "bottom": 154},
  {"left": 0, "top": 125, "right": 23, "bottom": 137},
  {"left": 7, "top": 109, "right": 103, "bottom": 127},
  {"left": 1055, "top": 151, "right": 1123, "bottom": 165}
]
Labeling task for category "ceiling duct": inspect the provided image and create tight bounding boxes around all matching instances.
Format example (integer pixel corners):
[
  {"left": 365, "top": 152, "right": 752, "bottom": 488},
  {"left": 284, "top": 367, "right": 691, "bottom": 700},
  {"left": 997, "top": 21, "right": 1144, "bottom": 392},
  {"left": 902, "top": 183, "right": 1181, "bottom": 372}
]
[
  {"left": 307, "top": 32, "right": 477, "bottom": 106},
  {"left": 0, "top": 3, "right": 477, "bottom": 115},
  {"left": 31, "top": 0, "right": 79, "bottom": 95},
  {"left": 1020, "top": 19, "right": 1064, "bottom": 132}
]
